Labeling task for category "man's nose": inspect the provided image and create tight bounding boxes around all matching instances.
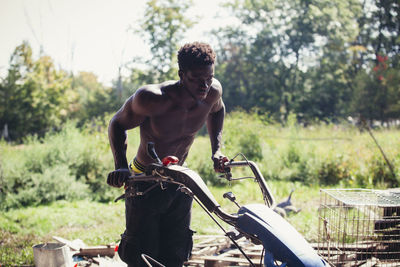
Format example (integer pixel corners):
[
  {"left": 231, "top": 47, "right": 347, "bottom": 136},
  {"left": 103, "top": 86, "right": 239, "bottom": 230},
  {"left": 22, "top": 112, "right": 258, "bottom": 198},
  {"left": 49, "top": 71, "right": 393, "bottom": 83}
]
[{"left": 200, "top": 80, "right": 209, "bottom": 89}]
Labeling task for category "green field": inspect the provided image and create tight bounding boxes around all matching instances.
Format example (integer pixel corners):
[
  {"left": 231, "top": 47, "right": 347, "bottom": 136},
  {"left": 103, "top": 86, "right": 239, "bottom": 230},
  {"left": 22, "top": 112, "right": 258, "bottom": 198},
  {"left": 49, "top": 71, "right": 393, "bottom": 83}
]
[
  {"left": 0, "top": 181, "right": 321, "bottom": 266},
  {"left": 0, "top": 112, "right": 399, "bottom": 266}
]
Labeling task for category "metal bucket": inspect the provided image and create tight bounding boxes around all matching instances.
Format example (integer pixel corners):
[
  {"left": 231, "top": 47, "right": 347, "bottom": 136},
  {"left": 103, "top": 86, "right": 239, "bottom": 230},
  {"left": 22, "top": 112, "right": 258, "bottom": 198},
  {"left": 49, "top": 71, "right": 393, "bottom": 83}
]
[{"left": 32, "top": 243, "right": 72, "bottom": 267}]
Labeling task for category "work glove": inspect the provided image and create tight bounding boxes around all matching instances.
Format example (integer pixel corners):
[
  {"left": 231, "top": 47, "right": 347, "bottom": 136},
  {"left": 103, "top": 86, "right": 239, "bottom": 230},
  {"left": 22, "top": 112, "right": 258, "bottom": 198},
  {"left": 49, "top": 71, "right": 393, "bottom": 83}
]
[{"left": 107, "top": 168, "right": 131, "bottom": 188}]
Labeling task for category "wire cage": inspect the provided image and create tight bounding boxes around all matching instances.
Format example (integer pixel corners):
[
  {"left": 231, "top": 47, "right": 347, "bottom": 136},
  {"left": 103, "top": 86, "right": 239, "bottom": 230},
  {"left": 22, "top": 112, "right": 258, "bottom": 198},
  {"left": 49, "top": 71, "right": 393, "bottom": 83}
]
[{"left": 318, "top": 188, "right": 400, "bottom": 267}]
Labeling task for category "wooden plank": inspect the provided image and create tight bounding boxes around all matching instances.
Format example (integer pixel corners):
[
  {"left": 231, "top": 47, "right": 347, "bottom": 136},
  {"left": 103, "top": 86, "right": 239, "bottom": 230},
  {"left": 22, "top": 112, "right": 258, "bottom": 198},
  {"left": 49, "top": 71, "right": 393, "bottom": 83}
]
[
  {"left": 194, "top": 236, "right": 228, "bottom": 242},
  {"left": 184, "top": 259, "right": 204, "bottom": 266},
  {"left": 225, "top": 250, "right": 263, "bottom": 259},
  {"left": 74, "top": 246, "right": 116, "bottom": 258},
  {"left": 191, "top": 246, "right": 219, "bottom": 256},
  {"left": 200, "top": 255, "right": 262, "bottom": 267},
  {"left": 194, "top": 237, "right": 229, "bottom": 248},
  {"left": 313, "top": 242, "right": 378, "bottom": 251},
  {"left": 358, "top": 258, "right": 378, "bottom": 267}
]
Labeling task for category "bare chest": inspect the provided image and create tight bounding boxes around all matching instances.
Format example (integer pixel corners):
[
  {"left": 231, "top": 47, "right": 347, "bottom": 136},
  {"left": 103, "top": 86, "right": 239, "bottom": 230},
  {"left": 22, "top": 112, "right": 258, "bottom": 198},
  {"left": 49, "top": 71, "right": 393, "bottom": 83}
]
[{"left": 145, "top": 101, "right": 212, "bottom": 140}]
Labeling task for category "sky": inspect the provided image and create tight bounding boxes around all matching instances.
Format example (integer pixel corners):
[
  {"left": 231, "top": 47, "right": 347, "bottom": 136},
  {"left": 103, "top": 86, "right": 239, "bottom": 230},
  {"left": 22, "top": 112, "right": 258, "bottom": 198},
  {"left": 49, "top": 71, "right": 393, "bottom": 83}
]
[{"left": 0, "top": 0, "right": 237, "bottom": 85}]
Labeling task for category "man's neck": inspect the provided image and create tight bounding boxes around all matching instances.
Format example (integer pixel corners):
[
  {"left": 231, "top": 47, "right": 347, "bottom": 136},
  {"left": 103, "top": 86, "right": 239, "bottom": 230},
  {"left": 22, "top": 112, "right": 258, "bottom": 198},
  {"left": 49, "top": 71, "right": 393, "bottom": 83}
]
[{"left": 176, "top": 81, "right": 198, "bottom": 110}]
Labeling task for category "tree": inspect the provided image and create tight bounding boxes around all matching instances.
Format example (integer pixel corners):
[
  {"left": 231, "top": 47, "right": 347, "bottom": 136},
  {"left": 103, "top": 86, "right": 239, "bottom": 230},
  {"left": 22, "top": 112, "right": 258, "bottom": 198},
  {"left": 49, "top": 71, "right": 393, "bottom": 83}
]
[
  {"left": 213, "top": 27, "right": 253, "bottom": 112},
  {"left": 215, "top": 0, "right": 362, "bottom": 122},
  {"left": 132, "top": 0, "right": 195, "bottom": 83},
  {"left": 351, "top": 55, "right": 400, "bottom": 123},
  {"left": 348, "top": 0, "right": 400, "bottom": 122},
  {"left": 70, "top": 72, "right": 119, "bottom": 125},
  {"left": 0, "top": 41, "right": 72, "bottom": 141}
]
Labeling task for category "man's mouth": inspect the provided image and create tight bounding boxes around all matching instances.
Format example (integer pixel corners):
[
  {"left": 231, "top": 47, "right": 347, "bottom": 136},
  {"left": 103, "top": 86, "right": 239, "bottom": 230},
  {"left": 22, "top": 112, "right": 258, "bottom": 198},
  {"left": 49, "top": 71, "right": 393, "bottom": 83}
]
[{"left": 198, "top": 89, "right": 208, "bottom": 95}]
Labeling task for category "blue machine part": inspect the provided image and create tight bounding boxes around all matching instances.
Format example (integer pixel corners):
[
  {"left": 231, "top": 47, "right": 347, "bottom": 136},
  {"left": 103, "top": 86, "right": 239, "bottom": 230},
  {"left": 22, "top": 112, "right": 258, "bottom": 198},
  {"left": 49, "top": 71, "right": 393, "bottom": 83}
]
[{"left": 237, "top": 204, "right": 326, "bottom": 267}]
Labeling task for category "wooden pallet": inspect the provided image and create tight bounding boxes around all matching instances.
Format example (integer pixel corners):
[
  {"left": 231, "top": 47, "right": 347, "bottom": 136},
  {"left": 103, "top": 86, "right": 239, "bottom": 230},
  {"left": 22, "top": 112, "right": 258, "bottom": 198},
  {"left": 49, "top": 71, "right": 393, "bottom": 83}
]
[{"left": 185, "top": 235, "right": 264, "bottom": 267}]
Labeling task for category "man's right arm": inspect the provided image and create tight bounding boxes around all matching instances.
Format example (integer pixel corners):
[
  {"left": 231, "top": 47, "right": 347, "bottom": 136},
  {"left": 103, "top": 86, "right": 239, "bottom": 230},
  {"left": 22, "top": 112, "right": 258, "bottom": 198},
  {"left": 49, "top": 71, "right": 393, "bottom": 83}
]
[
  {"left": 107, "top": 87, "right": 167, "bottom": 187},
  {"left": 107, "top": 93, "right": 146, "bottom": 187}
]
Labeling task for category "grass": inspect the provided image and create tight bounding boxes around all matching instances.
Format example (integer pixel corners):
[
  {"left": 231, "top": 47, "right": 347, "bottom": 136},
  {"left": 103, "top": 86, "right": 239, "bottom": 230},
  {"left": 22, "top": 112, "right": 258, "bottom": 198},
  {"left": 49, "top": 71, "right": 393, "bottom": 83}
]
[
  {"left": 0, "top": 180, "right": 321, "bottom": 266},
  {"left": 1, "top": 113, "right": 399, "bottom": 266},
  {"left": 0, "top": 200, "right": 125, "bottom": 266}
]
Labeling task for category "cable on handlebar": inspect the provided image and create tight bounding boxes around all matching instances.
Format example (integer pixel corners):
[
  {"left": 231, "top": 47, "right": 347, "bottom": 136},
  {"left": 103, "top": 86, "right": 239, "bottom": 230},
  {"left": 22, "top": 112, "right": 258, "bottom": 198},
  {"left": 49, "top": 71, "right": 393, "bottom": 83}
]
[
  {"left": 223, "top": 155, "right": 276, "bottom": 207},
  {"left": 230, "top": 152, "right": 251, "bottom": 165},
  {"left": 153, "top": 169, "right": 170, "bottom": 180},
  {"left": 227, "top": 176, "right": 257, "bottom": 181},
  {"left": 222, "top": 153, "right": 255, "bottom": 182}
]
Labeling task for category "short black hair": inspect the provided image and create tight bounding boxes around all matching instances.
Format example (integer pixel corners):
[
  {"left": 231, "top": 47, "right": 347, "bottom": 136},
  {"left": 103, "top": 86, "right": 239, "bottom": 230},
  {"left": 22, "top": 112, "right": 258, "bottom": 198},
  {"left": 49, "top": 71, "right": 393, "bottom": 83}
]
[{"left": 177, "top": 42, "right": 216, "bottom": 72}]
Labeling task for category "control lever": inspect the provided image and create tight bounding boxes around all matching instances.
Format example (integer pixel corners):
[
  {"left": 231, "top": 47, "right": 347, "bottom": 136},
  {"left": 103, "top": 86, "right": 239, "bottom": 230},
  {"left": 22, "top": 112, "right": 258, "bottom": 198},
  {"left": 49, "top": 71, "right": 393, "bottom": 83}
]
[
  {"left": 223, "top": 161, "right": 232, "bottom": 181},
  {"left": 147, "top": 142, "right": 162, "bottom": 164},
  {"left": 223, "top": 192, "right": 241, "bottom": 208}
]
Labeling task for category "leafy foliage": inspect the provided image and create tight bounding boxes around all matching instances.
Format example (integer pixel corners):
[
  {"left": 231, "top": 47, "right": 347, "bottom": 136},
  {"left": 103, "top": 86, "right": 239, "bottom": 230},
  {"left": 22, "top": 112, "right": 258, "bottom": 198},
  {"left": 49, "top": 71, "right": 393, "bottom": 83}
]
[
  {"left": 70, "top": 71, "right": 120, "bottom": 126},
  {"left": 0, "top": 42, "right": 72, "bottom": 140},
  {"left": 0, "top": 121, "right": 114, "bottom": 210},
  {"left": 1, "top": 0, "right": 399, "bottom": 142},
  {"left": 0, "top": 0, "right": 398, "bottom": 207},
  {"left": 132, "top": 0, "right": 195, "bottom": 82},
  {"left": 213, "top": 0, "right": 400, "bottom": 123},
  {"left": 188, "top": 111, "right": 399, "bottom": 187},
  {"left": 1, "top": 2, "right": 399, "bottom": 264}
]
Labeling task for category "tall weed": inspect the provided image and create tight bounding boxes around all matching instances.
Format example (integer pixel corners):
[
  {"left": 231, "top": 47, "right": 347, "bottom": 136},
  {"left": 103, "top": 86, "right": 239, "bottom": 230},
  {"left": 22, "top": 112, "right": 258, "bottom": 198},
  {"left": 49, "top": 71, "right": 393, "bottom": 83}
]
[{"left": 1, "top": 111, "right": 399, "bottom": 210}]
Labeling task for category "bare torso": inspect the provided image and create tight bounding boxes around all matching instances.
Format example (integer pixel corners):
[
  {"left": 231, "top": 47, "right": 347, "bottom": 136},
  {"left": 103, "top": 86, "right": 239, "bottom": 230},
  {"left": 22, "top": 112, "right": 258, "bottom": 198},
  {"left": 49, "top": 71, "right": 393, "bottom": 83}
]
[{"left": 133, "top": 80, "right": 222, "bottom": 165}]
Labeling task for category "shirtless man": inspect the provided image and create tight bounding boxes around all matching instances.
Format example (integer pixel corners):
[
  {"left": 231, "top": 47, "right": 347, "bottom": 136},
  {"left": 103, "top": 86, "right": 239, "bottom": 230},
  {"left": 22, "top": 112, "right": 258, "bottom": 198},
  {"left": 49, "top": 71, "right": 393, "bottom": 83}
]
[{"left": 107, "top": 42, "right": 228, "bottom": 267}]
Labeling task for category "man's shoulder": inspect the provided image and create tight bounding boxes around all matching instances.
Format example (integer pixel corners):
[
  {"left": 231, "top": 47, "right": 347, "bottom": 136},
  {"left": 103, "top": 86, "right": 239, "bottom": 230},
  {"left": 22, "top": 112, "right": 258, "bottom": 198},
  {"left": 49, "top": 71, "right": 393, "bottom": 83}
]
[
  {"left": 131, "top": 82, "right": 177, "bottom": 115},
  {"left": 134, "top": 81, "right": 173, "bottom": 100},
  {"left": 207, "top": 78, "right": 223, "bottom": 99},
  {"left": 136, "top": 81, "right": 177, "bottom": 96},
  {"left": 211, "top": 78, "right": 222, "bottom": 91}
]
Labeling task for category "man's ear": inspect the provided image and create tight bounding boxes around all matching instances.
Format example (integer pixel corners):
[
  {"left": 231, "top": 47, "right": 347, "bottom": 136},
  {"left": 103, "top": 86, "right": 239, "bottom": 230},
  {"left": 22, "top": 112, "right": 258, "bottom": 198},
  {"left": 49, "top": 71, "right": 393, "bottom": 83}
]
[{"left": 178, "top": 69, "right": 184, "bottom": 80}]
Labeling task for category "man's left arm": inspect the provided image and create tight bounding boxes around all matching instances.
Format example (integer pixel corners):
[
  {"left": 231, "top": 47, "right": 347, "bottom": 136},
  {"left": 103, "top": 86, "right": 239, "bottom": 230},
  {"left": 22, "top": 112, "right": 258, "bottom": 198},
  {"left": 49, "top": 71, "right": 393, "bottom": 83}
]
[{"left": 207, "top": 97, "right": 228, "bottom": 172}]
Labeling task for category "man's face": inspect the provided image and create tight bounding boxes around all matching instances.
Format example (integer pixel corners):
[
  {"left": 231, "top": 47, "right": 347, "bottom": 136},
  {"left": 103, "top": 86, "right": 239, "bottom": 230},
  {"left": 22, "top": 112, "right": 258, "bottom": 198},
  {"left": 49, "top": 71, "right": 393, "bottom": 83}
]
[{"left": 180, "top": 64, "right": 214, "bottom": 100}]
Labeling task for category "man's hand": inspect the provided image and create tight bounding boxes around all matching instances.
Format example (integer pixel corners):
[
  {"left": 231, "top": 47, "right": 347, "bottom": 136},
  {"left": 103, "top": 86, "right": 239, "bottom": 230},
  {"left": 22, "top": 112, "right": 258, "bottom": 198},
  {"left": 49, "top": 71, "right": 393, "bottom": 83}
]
[
  {"left": 212, "top": 152, "right": 229, "bottom": 173},
  {"left": 107, "top": 168, "right": 131, "bottom": 188}
]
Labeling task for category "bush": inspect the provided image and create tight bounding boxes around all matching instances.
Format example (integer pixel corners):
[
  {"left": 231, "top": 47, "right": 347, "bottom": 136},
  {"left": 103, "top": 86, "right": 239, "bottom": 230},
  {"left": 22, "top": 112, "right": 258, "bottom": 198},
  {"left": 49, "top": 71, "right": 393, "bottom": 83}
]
[
  {"left": 3, "top": 165, "right": 89, "bottom": 209},
  {"left": 369, "top": 157, "right": 398, "bottom": 187},
  {"left": 185, "top": 137, "right": 227, "bottom": 186},
  {"left": 238, "top": 132, "right": 263, "bottom": 162},
  {"left": 1, "top": 110, "right": 400, "bottom": 210},
  {"left": 195, "top": 159, "right": 227, "bottom": 186},
  {"left": 318, "top": 157, "right": 351, "bottom": 185},
  {"left": 0, "top": 121, "right": 115, "bottom": 210},
  {"left": 223, "top": 111, "right": 267, "bottom": 161}
]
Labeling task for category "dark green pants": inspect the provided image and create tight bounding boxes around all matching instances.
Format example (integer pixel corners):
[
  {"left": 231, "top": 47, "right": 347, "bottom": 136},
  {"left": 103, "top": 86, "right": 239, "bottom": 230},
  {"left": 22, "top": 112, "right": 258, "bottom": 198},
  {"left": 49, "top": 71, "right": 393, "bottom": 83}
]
[{"left": 118, "top": 183, "right": 194, "bottom": 267}]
